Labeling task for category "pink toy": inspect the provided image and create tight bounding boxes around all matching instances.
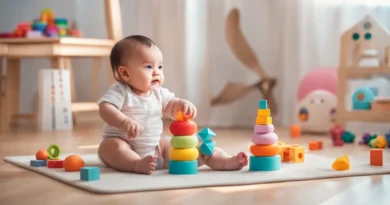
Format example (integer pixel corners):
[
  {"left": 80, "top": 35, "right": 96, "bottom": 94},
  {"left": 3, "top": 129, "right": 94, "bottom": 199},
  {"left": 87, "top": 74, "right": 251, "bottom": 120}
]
[
  {"left": 254, "top": 124, "right": 274, "bottom": 133},
  {"left": 294, "top": 68, "right": 338, "bottom": 133},
  {"left": 251, "top": 132, "right": 278, "bottom": 145},
  {"left": 297, "top": 67, "right": 338, "bottom": 102}
]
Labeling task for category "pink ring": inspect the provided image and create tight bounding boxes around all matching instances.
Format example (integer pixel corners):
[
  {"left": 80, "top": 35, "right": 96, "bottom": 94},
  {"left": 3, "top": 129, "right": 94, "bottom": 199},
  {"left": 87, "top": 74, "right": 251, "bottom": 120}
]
[
  {"left": 251, "top": 132, "right": 278, "bottom": 145},
  {"left": 254, "top": 124, "right": 274, "bottom": 133}
]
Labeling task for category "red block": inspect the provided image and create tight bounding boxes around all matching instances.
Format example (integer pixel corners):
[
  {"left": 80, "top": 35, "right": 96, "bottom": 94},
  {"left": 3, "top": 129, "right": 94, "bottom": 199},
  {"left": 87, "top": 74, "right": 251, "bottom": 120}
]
[{"left": 47, "top": 160, "right": 64, "bottom": 168}]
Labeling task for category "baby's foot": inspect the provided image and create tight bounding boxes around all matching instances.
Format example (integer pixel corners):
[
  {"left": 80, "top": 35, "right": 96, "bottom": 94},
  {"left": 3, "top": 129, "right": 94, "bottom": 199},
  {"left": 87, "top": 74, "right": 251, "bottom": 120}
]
[
  {"left": 135, "top": 155, "right": 157, "bottom": 174},
  {"left": 224, "top": 152, "right": 249, "bottom": 171}
]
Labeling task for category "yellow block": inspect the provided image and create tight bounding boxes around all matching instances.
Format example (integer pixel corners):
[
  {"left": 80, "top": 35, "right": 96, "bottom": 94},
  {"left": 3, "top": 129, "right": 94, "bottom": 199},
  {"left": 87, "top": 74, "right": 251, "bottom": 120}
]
[
  {"left": 170, "top": 148, "right": 199, "bottom": 161},
  {"left": 257, "top": 109, "right": 270, "bottom": 117},
  {"left": 376, "top": 136, "right": 387, "bottom": 148},
  {"left": 256, "top": 116, "right": 272, "bottom": 125},
  {"left": 332, "top": 155, "right": 350, "bottom": 171},
  {"left": 289, "top": 147, "right": 304, "bottom": 162}
]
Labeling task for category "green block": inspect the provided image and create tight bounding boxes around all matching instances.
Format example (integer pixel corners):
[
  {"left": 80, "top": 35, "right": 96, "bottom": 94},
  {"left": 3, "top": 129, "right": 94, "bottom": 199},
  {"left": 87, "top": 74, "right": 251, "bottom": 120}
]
[
  {"left": 168, "top": 160, "right": 198, "bottom": 175},
  {"left": 249, "top": 155, "right": 281, "bottom": 171},
  {"left": 80, "top": 167, "right": 100, "bottom": 181},
  {"left": 342, "top": 131, "right": 355, "bottom": 143},
  {"left": 259, "top": 100, "right": 267, "bottom": 109}
]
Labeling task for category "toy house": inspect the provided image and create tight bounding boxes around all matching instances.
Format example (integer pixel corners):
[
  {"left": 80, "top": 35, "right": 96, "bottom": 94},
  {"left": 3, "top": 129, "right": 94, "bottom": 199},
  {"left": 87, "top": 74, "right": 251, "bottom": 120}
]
[{"left": 335, "top": 15, "right": 390, "bottom": 127}]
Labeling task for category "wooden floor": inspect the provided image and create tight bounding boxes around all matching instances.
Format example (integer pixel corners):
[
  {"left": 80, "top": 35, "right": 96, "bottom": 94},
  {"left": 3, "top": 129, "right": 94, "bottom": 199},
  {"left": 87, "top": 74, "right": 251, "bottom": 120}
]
[{"left": 1, "top": 114, "right": 390, "bottom": 205}]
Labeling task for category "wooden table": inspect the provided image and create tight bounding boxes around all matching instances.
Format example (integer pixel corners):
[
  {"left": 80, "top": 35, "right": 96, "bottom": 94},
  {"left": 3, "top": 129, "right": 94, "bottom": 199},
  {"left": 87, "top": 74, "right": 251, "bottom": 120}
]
[{"left": 0, "top": 37, "right": 115, "bottom": 131}]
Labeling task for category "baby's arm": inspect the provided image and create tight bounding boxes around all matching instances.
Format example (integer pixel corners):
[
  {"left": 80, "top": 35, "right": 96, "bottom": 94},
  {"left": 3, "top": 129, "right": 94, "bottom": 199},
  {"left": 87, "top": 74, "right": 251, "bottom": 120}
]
[
  {"left": 99, "top": 102, "right": 129, "bottom": 130},
  {"left": 163, "top": 97, "right": 181, "bottom": 120}
]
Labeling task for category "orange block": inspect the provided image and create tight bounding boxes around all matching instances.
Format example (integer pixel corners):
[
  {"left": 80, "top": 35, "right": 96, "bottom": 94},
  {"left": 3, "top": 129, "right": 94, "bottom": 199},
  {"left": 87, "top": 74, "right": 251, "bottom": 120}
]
[
  {"left": 370, "top": 149, "right": 383, "bottom": 166},
  {"left": 290, "top": 147, "right": 304, "bottom": 162},
  {"left": 280, "top": 146, "right": 290, "bottom": 162},
  {"left": 250, "top": 144, "right": 280, "bottom": 156},
  {"left": 308, "top": 141, "right": 323, "bottom": 150},
  {"left": 290, "top": 125, "right": 301, "bottom": 138}
]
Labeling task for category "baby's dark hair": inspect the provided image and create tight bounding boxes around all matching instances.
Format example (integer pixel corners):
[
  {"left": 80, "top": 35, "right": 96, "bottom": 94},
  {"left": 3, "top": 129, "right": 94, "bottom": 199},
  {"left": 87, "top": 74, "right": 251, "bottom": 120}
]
[{"left": 110, "top": 35, "right": 156, "bottom": 81}]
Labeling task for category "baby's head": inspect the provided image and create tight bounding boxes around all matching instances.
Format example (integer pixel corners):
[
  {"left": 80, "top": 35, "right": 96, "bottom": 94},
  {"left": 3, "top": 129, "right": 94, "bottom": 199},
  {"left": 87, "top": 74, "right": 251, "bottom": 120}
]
[{"left": 110, "top": 35, "right": 164, "bottom": 94}]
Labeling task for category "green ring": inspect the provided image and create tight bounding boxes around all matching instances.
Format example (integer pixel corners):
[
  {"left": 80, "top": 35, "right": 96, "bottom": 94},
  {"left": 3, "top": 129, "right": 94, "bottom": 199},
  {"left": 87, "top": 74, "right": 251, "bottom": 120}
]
[
  {"left": 170, "top": 135, "right": 198, "bottom": 149},
  {"left": 47, "top": 144, "right": 61, "bottom": 159}
]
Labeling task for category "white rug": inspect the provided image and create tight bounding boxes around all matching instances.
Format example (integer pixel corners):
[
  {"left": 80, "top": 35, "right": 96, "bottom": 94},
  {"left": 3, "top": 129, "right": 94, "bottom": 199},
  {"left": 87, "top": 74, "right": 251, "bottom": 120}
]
[{"left": 4, "top": 153, "right": 390, "bottom": 194}]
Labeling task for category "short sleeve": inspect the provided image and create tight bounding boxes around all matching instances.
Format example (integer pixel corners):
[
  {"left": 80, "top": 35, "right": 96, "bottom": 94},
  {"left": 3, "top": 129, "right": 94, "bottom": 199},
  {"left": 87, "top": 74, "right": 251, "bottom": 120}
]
[
  {"left": 97, "top": 83, "right": 127, "bottom": 109},
  {"left": 159, "top": 87, "right": 175, "bottom": 110}
]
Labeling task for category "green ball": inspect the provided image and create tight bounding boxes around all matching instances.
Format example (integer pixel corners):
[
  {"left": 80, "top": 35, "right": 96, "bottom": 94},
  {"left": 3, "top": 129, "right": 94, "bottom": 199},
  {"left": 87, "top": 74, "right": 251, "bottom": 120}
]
[{"left": 170, "top": 135, "right": 198, "bottom": 149}]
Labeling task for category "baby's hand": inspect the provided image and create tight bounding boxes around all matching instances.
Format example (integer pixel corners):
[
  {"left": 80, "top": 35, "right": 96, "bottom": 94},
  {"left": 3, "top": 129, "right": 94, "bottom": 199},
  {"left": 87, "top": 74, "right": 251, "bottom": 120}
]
[
  {"left": 177, "top": 99, "right": 197, "bottom": 119},
  {"left": 120, "top": 118, "right": 143, "bottom": 138}
]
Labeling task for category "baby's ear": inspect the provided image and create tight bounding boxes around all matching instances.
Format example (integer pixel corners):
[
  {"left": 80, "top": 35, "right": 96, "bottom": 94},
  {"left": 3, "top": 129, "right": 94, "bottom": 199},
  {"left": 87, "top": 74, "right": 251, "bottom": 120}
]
[{"left": 117, "top": 66, "right": 130, "bottom": 81}]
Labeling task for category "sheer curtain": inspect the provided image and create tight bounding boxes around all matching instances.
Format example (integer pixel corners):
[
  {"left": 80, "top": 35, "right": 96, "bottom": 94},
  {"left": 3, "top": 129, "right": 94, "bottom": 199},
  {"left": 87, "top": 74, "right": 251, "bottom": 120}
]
[{"left": 198, "top": 0, "right": 390, "bottom": 130}]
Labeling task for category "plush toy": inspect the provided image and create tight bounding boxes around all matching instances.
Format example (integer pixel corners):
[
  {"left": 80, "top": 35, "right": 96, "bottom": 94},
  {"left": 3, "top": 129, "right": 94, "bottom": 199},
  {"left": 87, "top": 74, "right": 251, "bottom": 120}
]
[{"left": 294, "top": 68, "right": 338, "bottom": 133}]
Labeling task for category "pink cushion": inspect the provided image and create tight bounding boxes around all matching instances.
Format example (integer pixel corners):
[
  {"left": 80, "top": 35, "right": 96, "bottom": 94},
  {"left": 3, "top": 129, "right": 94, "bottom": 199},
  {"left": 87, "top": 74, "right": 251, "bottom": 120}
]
[
  {"left": 254, "top": 124, "right": 274, "bottom": 133},
  {"left": 251, "top": 132, "right": 278, "bottom": 145}
]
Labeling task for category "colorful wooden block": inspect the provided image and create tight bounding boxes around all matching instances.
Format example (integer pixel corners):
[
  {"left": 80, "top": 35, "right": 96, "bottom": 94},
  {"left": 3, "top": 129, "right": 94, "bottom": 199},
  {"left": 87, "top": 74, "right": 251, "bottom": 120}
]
[
  {"left": 257, "top": 109, "right": 270, "bottom": 117},
  {"left": 30, "top": 160, "right": 47, "bottom": 167},
  {"left": 370, "top": 149, "right": 383, "bottom": 166},
  {"left": 256, "top": 116, "right": 272, "bottom": 125},
  {"left": 199, "top": 141, "right": 216, "bottom": 156},
  {"left": 168, "top": 160, "right": 198, "bottom": 175},
  {"left": 308, "top": 141, "right": 322, "bottom": 150},
  {"left": 290, "top": 125, "right": 301, "bottom": 138},
  {"left": 289, "top": 147, "right": 304, "bottom": 162},
  {"left": 249, "top": 155, "right": 281, "bottom": 171},
  {"left": 197, "top": 127, "right": 216, "bottom": 141},
  {"left": 80, "top": 167, "right": 100, "bottom": 181},
  {"left": 47, "top": 160, "right": 64, "bottom": 168},
  {"left": 332, "top": 155, "right": 350, "bottom": 170},
  {"left": 259, "top": 100, "right": 267, "bottom": 109}
]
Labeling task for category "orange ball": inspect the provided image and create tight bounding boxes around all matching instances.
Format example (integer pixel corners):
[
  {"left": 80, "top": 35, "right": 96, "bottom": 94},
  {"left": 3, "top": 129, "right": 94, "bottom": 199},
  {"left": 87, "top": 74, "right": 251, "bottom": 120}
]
[
  {"left": 63, "top": 155, "right": 85, "bottom": 172},
  {"left": 36, "top": 149, "right": 48, "bottom": 160}
]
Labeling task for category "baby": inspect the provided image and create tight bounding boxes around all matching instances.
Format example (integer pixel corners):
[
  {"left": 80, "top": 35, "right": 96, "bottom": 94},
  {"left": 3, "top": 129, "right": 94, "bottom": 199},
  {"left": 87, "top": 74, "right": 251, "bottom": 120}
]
[{"left": 97, "top": 35, "right": 248, "bottom": 174}]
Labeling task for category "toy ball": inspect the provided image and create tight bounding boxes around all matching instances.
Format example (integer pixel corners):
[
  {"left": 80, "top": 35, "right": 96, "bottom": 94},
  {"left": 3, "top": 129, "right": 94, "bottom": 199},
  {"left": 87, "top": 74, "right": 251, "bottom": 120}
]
[
  {"left": 64, "top": 155, "right": 85, "bottom": 172},
  {"left": 36, "top": 149, "right": 49, "bottom": 160}
]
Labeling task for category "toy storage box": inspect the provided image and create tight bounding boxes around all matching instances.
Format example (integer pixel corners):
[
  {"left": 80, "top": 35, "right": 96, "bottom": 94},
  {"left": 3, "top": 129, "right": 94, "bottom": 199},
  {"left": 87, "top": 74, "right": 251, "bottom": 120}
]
[{"left": 37, "top": 69, "right": 73, "bottom": 131}]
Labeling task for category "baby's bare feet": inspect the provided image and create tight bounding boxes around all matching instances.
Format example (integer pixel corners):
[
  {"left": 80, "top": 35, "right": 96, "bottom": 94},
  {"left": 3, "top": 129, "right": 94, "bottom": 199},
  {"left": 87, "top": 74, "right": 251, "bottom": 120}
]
[
  {"left": 224, "top": 152, "right": 249, "bottom": 170},
  {"left": 135, "top": 155, "right": 157, "bottom": 174}
]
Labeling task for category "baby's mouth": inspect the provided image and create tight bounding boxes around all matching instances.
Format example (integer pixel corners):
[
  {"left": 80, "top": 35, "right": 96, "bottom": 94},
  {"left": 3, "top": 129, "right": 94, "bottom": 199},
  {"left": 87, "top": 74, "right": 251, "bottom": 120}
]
[{"left": 152, "top": 79, "right": 160, "bottom": 84}]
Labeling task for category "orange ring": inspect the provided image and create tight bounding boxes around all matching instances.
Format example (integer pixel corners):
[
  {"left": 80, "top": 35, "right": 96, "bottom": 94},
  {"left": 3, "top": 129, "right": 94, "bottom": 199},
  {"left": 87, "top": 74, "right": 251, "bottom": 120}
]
[{"left": 250, "top": 144, "right": 280, "bottom": 156}]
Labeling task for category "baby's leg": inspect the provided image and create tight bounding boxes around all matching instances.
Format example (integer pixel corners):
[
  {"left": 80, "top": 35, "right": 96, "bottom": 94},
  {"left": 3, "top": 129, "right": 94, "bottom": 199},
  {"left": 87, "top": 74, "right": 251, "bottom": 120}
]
[
  {"left": 98, "top": 137, "right": 157, "bottom": 174},
  {"left": 202, "top": 147, "right": 249, "bottom": 171}
]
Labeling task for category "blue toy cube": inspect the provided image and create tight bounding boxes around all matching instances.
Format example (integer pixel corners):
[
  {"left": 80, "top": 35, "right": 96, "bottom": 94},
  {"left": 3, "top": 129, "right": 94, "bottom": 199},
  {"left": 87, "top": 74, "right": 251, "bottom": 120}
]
[
  {"left": 259, "top": 100, "right": 268, "bottom": 109},
  {"left": 80, "top": 167, "right": 100, "bottom": 181},
  {"left": 199, "top": 141, "right": 216, "bottom": 156},
  {"left": 30, "top": 160, "right": 47, "bottom": 167},
  {"left": 198, "top": 127, "right": 216, "bottom": 141}
]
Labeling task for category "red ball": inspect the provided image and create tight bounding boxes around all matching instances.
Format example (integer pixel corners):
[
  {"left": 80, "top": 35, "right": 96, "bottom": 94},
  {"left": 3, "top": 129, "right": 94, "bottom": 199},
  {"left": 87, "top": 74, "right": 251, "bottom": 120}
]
[{"left": 169, "top": 121, "right": 197, "bottom": 136}]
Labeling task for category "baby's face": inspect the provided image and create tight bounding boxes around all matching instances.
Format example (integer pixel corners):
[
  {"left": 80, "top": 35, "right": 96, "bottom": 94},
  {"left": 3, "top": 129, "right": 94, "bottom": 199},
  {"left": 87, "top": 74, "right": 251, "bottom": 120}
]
[{"left": 127, "top": 44, "right": 164, "bottom": 93}]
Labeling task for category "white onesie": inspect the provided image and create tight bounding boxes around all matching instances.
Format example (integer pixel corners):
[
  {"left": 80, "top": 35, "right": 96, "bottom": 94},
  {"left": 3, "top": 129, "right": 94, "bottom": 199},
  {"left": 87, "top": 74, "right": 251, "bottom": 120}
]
[{"left": 97, "top": 82, "right": 174, "bottom": 166}]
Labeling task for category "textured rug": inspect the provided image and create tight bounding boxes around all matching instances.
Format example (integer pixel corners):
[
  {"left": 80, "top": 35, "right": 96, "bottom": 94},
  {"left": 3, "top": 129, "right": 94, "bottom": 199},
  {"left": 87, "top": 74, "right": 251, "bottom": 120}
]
[{"left": 4, "top": 153, "right": 390, "bottom": 194}]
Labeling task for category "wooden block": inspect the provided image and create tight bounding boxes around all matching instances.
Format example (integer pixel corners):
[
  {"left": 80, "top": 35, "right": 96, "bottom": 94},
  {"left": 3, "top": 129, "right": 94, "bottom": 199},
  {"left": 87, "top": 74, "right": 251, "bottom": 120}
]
[
  {"left": 30, "top": 160, "right": 47, "bottom": 167},
  {"left": 289, "top": 147, "right": 304, "bottom": 162},
  {"left": 290, "top": 125, "right": 301, "bottom": 138},
  {"left": 256, "top": 116, "right": 272, "bottom": 125},
  {"left": 257, "top": 109, "right": 270, "bottom": 117},
  {"left": 47, "top": 160, "right": 64, "bottom": 168},
  {"left": 80, "top": 167, "right": 100, "bottom": 181},
  {"left": 332, "top": 155, "right": 350, "bottom": 170},
  {"left": 370, "top": 149, "right": 383, "bottom": 166},
  {"left": 308, "top": 141, "right": 320, "bottom": 150}
]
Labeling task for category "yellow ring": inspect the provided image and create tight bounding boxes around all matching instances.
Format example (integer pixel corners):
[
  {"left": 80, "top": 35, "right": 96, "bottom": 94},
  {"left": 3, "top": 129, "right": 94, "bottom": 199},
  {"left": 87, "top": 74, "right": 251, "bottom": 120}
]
[{"left": 170, "top": 148, "right": 199, "bottom": 161}]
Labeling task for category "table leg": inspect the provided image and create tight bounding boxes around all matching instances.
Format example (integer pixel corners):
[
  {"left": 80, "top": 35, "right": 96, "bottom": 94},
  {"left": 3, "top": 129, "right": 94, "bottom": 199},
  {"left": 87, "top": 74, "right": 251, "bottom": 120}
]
[{"left": 0, "top": 58, "right": 20, "bottom": 131}]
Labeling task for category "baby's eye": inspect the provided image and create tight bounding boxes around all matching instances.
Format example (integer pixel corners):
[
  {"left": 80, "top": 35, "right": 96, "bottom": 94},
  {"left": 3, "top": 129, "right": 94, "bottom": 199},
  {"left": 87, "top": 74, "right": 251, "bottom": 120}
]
[
  {"left": 158, "top": 66, "right": 163, "bottom": 69},
  {"left": 145, "top": 65, "right": 153, "bottom": 69}
]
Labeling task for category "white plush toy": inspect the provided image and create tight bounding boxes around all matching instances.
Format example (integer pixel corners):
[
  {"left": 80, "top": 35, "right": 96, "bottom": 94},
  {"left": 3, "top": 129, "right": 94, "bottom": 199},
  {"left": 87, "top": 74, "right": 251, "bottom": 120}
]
[
  {"left": 294, "top": 90, "right": 337, "bottom": 133},
  {"left": 294, "top": 68, "right": 338, "bottom": 133}
]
